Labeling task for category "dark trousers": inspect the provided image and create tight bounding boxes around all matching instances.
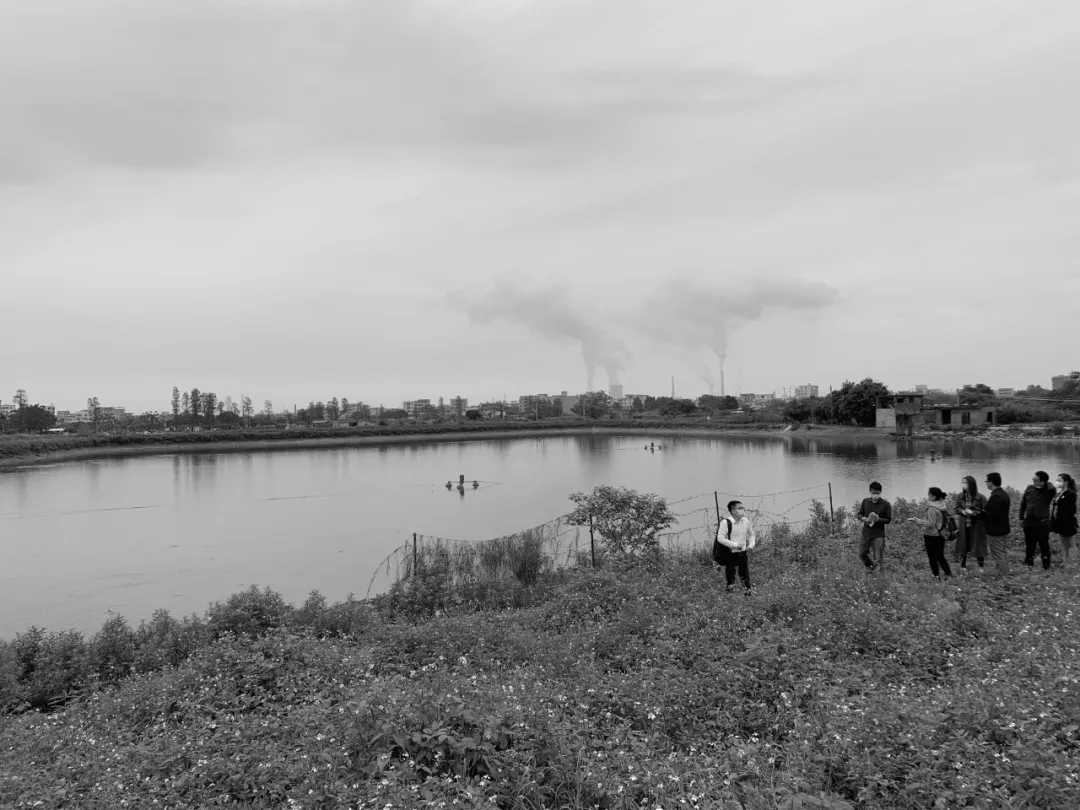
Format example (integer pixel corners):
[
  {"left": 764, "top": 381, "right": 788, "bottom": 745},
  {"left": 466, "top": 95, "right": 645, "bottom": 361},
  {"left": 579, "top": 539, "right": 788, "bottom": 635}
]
[
  {"left": 725, "top": 551, "right": 751, "bottom": 590},
  {"left": 924, "top": 536, "right": 953, "bottom": 578},
  {"left": 1024, "top": 525, "right": 1051, "bottom": 569}
]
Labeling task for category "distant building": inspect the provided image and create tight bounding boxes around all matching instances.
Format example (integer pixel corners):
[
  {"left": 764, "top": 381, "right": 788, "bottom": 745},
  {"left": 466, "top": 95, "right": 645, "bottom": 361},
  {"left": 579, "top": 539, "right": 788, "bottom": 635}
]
[
  {"left": 739, "top": 393, "right": 775, "bottom": 410},
  {"left": 609, "top": 384, "right": 623, "bottom": 400},
  {"left": 518, "top": 394, "right": 552, "bottom": 412},
  {"left": 996, "top": 388, "right": 1015, "bottom": 398},
  {"left": 402, "top": 399, "right": 431, "bottom": 416},
  {"left": 875, "top": 393, "right": 926, "bottom": 435},
  {"left": 1052, "top": 371, "right": 1080, "bottom": 391},
  {"left": 793, "top": 384, "right": 819, "bottom": 399},
  {"left": 914, "top": 384, "right": 929, "bottom": 395},
  {"left": 449, "top": 396, "right": 468, "bottom": 415},
  {"left": 620, "top": 393, "right": 647, "bottom": 409}
]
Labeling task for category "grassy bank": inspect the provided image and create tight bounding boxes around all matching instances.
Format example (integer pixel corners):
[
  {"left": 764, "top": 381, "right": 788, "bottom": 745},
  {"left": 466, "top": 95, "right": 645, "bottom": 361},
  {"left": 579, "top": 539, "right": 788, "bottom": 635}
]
[
  {"left": 0, "top": 420, "right": 803, "bottom": 467},
  {"left": 2, "top": 496, "right": 1078, "bottom": 808}
]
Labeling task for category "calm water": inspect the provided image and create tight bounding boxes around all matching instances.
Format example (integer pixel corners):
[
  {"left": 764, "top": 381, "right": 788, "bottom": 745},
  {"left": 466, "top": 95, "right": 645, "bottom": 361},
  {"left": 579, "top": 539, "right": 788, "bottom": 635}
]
[{"left": 2, "top": 433, "right": 1079, "bottom": 637}]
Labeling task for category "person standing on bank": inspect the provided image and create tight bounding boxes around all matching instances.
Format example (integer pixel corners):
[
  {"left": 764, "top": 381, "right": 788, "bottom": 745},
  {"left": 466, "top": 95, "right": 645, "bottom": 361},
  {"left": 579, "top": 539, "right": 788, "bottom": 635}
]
[
  {"left": 908, "top": 487, "right": 954, "bottom": 580},
  {"left": 858, "top": 482, "right": 892, "bottom": 571},
  {"left": 715, "top": 500, "right": 756, "bottom": 593},
  {"left": 1019, "top": 471, "right": 1057, "bottom": 570},
  {"left": 954, "top": 475, "right": 988, "bottom": 574},
  {"left": 1050, "top": 473, "right": 1077, "bottom": 568},
  {"left": 983, "top": 472, "right": 1012, "bottom": 577}
]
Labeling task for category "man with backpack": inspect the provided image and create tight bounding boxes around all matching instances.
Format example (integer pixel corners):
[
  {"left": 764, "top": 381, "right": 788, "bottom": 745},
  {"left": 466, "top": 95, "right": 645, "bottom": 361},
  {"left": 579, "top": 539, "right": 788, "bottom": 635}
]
[{"left": 713, "top": 500, "right": 756, "bottom": 594}]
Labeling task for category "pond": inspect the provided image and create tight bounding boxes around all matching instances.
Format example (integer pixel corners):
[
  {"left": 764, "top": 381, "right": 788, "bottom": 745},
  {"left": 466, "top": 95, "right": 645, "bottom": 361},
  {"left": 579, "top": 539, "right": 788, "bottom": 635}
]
[{"left": 2, "top": 432, "right": 1078, "bottom": 636}]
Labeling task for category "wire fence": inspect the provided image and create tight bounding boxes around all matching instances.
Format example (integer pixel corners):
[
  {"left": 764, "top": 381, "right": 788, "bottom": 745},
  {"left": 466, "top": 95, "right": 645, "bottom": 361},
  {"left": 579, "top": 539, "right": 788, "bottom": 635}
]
[{"left": 366, "top": 482, "right": 839, "bottom": 598}]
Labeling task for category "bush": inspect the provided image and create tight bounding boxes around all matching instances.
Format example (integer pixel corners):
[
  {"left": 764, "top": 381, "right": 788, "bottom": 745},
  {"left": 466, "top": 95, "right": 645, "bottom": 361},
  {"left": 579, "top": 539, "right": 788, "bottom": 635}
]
[{"left": 205, "top": 585, "right": 292, "bottom": 638}]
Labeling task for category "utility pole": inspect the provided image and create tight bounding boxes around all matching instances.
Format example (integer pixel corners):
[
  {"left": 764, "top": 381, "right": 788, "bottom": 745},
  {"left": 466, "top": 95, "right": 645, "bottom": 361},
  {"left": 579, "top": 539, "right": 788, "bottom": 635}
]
[{"left": 671, "top": 376, "right": 675, "bottom": 398}]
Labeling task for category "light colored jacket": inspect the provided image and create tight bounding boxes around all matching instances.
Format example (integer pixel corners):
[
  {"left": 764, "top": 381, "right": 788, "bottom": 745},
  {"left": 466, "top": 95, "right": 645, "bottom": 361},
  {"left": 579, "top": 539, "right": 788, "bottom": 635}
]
[
  {"left": 717, "top": 516, "right": 756, "bottom": 551},
  {"left": 921, "top": 501, "right": 949, "bottom": 536}
]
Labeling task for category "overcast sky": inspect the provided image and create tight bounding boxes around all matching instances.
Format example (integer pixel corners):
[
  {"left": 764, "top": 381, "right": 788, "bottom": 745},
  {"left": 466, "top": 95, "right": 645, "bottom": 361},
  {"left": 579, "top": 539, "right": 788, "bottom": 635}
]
[{"left": 3, "top": 0, "right": 1078, "bottom": 413}]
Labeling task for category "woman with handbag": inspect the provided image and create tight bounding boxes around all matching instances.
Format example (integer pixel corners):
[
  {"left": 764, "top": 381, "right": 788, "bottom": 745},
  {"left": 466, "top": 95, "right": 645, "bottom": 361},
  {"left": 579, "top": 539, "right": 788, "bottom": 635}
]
[
  {"left": 1050, "top": 473, "right": 1078, "bottom": 568},
  {"left": 954, "top": 475, "right": 988, "bottom": 574}
]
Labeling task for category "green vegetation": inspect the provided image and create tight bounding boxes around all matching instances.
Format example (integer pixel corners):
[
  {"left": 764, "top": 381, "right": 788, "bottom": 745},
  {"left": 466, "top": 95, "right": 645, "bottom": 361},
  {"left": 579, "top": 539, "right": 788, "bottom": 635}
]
[{"left": 2, "top": 490, "right": 1078, "bottom": 808}]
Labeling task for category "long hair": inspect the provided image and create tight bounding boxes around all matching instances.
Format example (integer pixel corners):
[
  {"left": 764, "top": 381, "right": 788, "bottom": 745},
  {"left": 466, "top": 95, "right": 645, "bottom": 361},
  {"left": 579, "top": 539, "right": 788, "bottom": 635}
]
[
  {"left": 962, "top": 475, "right": 978, "bottom": 498},
  {"left": 1059, "top": 473, "right": 1077, "bottom": 492}
]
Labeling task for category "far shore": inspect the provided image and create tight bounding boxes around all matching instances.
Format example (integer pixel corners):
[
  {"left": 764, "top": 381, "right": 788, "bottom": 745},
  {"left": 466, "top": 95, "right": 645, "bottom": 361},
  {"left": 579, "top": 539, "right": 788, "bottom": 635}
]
[
  {"left": 1, "top": 422, "right": 1076, "bottom": 468},
  {"left": 0, "top": 424, "right": 872, "bottom": 468}
]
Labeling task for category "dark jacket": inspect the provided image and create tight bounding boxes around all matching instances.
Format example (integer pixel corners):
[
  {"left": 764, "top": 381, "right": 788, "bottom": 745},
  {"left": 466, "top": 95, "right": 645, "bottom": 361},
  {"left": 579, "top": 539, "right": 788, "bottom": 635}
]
[
  {"left": 953, "top": 491, "right": 988, "bottom": 557},
  {"left": 858, "top": 497, "right": 892, "bottom": 538},
  {"left": 983, "top": 487, "right": 1011, "bottom": 536},
  {"left": 1019, "top": 484, "right": 1057, "bottom": 528},
  {"left": 1050, "top": 489, "right": 1078, "bottom": 538}
]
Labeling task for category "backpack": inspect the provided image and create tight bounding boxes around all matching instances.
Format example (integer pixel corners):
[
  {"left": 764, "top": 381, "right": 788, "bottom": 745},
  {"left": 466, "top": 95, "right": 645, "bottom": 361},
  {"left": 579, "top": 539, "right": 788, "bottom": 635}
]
[
  {"left": 712, "top": 518, "right": 733, "bottom": 564},
  {"left": 937, "top": 508, "right": 958, "bottom": 542}
]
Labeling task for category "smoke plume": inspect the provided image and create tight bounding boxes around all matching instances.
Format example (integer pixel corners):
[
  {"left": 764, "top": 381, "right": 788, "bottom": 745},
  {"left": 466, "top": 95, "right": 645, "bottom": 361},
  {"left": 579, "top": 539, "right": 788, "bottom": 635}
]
[
  {"left": 640, "top": 277, "right": 839, "bottom": 372},
  {"left": 450, "top": 275, "right": 631, "bottom": 391}
]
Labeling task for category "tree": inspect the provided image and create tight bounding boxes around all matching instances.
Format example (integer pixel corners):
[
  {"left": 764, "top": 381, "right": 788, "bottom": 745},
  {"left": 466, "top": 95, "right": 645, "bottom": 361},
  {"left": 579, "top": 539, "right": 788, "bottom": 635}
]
[
  {"left": 340, "top": 397, "right": 350, "bottom": 417},
  {"left": 181, "top": 391, "right": 190, "bottom": 416},
  {"left": 567, "top": 486, "right": 676, "bottom": 557},
  {"left": 697, "top": 394, "right": 738, "bottom": 412},
  {"left": 828, "top": 378, "right": 891, "bottom": 426},
  {"left": 222, "top": 395, "right": 234, "bottom": 415},
  {"left": 190, "top": 388, "right": 201, "bottom": 422},
  {"left": 659, "top": 398, "right": 697, "bottom": 417},
  {"left": 202, "top": 392, "right": 217, "bottom": 428},
  {"left": 133, "top": 412, "right": 162, "bottom": 432},
  {"left": 631, "top": 397, "right": 644, "bottom": 413},
  {"left": 643, "top": 396, "right": 658, "bottom": 411},
  {"left": 958, "top": 383, "right": 996, "bottom": 406},
  {"left": 11, "top": 404, "right": 57, "bottom": 433},
  {"left": 571, "top": 391, "right": 612, "bottom": 419},
  {"left": 465, "top": 409, "right": 483, "bottom": 421},
  {"left": 87, "top": 397, "right": 102, "bottom": 430},
  {"left": 241, "top": 396, "right": 253, "bottom": 424},
  {"left": 171, "top": 387, "right": 180, "bottom": 421},
  {"left": 263, "top": 400, "right": 274, "bottom": 418},
  {"left": 326, "top": 397, "right": 341, "bottom": 421}
]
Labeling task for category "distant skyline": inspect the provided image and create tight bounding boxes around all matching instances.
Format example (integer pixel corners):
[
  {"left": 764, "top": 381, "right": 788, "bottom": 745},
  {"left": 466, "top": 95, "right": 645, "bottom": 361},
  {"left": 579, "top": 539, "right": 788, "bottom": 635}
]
[
  {"left": 4, "top": 1, "right": 1079, "bottom": 413},
  {"left": 2, "top": 374, "right": 1066, "bottom": 415}
]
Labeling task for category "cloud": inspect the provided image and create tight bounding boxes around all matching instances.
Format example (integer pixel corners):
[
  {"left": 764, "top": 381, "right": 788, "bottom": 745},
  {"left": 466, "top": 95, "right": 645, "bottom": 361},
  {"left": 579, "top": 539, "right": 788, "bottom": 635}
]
[
  {"left": 449, "top": 274, "right": 632, "bottom": 390},
  {"left": 637, "top": 277, "right": 841, "bottom": 368}
]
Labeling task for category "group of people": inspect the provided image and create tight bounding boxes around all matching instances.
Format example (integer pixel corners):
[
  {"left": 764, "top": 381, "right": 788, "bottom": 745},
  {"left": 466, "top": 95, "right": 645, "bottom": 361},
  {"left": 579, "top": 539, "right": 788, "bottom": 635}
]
[
  {"left": 712, "top": 472, "right": 1079, "bottom": 593},
  {"left": 858, "top": 472, "right": 1078, "bottom": 580}
]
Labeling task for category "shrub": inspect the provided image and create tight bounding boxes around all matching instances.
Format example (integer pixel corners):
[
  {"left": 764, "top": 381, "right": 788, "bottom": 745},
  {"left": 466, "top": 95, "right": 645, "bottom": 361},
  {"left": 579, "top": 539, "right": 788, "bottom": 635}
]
[
  {"left": 205, "top": 585, "right": 292, "bottom": 638},
  {"left": 90, "top": 614, "right": 137, "bottom": 685}
]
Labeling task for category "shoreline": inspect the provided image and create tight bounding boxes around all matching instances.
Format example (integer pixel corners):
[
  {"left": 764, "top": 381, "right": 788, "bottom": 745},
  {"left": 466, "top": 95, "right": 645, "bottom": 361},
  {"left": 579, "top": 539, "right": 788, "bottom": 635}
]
[
  {"left": 0, "top": 423, "right": 1075, "bottom": 468},
  {"left": 0, "top": 424, "right": 862, "bottom": 468}
]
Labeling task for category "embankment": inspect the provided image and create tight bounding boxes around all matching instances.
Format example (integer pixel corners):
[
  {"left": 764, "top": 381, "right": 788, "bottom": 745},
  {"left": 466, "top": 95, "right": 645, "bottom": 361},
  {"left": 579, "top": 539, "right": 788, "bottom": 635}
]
[{"left": 0, "top": 422, "right": 879, "bottom": 468}]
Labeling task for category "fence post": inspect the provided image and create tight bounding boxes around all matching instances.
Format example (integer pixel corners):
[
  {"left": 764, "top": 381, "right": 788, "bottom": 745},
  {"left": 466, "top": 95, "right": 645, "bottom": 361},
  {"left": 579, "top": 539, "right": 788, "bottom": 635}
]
[
  {"left": 713, "top": 491, "right": 721, "bottom": 529},
  {"left": 413, "top": 532, "right": 418, "bottom": 575},
  {"left": 589, "top": 514, "right": 595, "bottom": 567},
  {"left": 828, "top": 483, "right": 835, "bottom": 533}
]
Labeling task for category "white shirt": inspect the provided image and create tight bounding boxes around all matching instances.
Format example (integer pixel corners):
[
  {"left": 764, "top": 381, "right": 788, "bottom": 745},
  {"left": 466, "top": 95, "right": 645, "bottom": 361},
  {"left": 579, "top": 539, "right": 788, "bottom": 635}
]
[{"left": 718, "top": 516, "right": 756, "bottom": 551}]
